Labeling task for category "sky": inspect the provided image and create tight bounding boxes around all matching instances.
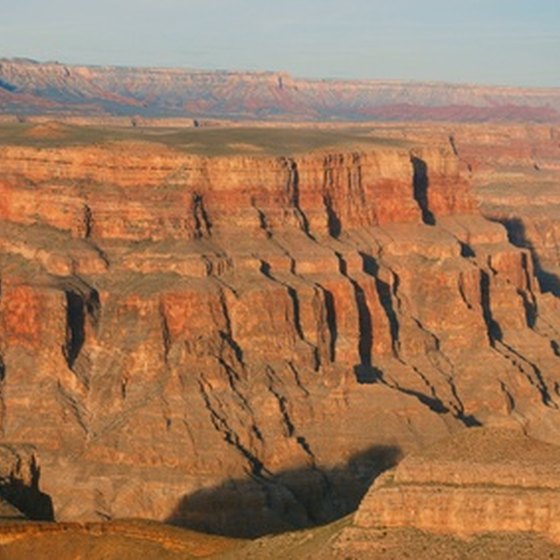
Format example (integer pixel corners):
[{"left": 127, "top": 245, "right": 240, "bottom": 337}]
[{"left": 1, "top": 0, "right": 559, "bottom": 87}]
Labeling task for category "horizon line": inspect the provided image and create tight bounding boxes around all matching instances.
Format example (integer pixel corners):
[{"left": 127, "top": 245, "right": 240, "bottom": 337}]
[{"left": 2, "top": 56, "right": 560, "bottom": 92}]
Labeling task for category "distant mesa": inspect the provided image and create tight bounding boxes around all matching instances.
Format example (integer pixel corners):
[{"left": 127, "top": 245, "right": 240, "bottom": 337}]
[{"left": 0, "top": 58, "right": 559, "bottom": 122}]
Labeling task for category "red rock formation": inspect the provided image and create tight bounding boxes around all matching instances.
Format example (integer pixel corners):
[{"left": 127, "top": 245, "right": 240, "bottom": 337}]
[
  {"left": 374, "top": 123, "right": 560, "bottom": 297},
  {"left": 0, "top": 132, "right": 558, "bottom": 536}
]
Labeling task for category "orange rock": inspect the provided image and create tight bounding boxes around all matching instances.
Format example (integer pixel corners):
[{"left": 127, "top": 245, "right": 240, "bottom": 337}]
[
  {"left": 354, "top": 429, "right": 560, "bottom": 543},
  {"left": 0, "top": 130, "right": 557, "bottom": 537}
]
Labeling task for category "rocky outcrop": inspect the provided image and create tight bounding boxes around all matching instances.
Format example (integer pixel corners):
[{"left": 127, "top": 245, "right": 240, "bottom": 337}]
[
  {"left": 0, "top": 133, "right": 558, "bottom": 536},
  {"left": 1, "top": 58, "right": 560, "bottom": 121},
  {"left": 352, "top": 428, "right": 560, "bottom": 543},
  {"left": 458, "top": 125, "right": 560, "bottom": 296},
  {"left": 377, "top": 123, "right": 560, "bottom": 297}
]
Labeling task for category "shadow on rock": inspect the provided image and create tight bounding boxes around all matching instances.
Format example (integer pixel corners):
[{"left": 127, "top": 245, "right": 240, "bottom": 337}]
[
  {"left": 494, "top": 216, "right": 560, "bottom": 297},
  {"left": 166, "top": 444, "right": 401, "bottom": 538},
  {"left": 0, "top": 454, "right": 54, "bottom": 521}
]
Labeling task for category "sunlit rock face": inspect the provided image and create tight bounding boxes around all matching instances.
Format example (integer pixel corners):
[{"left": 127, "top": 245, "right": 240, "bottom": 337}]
[
  {"left": 353, "top": 428, "right": 560, "bottom": 543},
  {"left": 0, "top": 131, "right": 558, "bottom": 537}
]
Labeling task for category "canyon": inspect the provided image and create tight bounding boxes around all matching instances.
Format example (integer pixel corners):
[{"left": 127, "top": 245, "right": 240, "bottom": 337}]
[
  {"left": 1, "top": 58, "right": 560, "bottom": 122},
  {"left": 0, "top": 119, "right": 558, "bottom": 558}
]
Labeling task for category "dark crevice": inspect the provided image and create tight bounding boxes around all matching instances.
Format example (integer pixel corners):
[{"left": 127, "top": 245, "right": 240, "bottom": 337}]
[
  {"left": 500, "top": 381, "right": 516, "bottom": 413},
  {"left": 322, "top": 159, "right": 342, "bottom": 237},
  {"left": 158, "top": 303, "right": 171, "bottom": 361},
  {"left": 64, "top": 292, "right": 86, "bottom": 368},
  {"left": 197, "top": 376, "right": 267, "bottom": 477},
  {"left": 63, "top": 288, "right": 100, "bottom": 370},
  {"left": 192, "top": 193, "right": 212, "bottom": 239},
  {"left": 391, "top": 382, "right": 449, "bottom": 414},
  {"left": 323, "top": 194, "right": 341, "bottom": 238},
  {"left": 459, "top": 241, "right": 475, "bottom": 257},
  {"left": 258, "top": 237, "right": 327, "bottom": 370},
  {"left": 375, "top": 278, "right": 400, "bottom": 356},
  {"left": 448, "top": 134, "right": 459, "bottom": 156},
  {"left": 219, "top": 332, "right": 245, "bottom": 366},
  {"left": 457, "top": 273, "right": 473, "bottom": 309},
  {"left": 518, "top": 289, "right": 537, "bottom": 329},
  {"left": 334, "top": 252, "right": 377, "bottom": 382},
  {"left": 323, "top": 289, "right": 337, "bottom": 362},
  {"left": 496, "top": 339, "right": 556, "bottom": 408},
  {"left": 256, "top": 216, "right": 336, "bottom": 367},
  {"left": 259, "top": 260, "right": 307, "bottom": 344},
  {"left": 361, "top": 252, "right": 400, "bottom": 357},
  {"left": 252, "top": 201, "right": 273, "bottom": 239},
  {"left": 287, "top": 287, "right": 305, "bottom": 340},
  {"left": 411, "top": 155, "right": 435, "bottom": 225},
  {"left": 266, "top": 372, "right": 295, "bottom": 438},
  {"left": 83, "top": 204, "right": 93, "bottom": 238},
  {"left": 217, "top": 291, "right": 245, "bottom": 366},
  {"left": 457, "top": 413, "right": 483, "bottom": 427},
  {"left": 265, "top": 367, "right": 316, "bottom": 464},
  {"left": 480, "top": 270, "right": 502, "bottom": 344},
  {"left": 287, "top": 362, "right": 310, "bottom": 397},
  {"left": 217, "top": 359, "right": 252, "bottom": 415},
  {"left": 519, "top": 251, "right": 538, "bottom": 323},
  {"left": 86, "top": 290, "right": 101, "bottom": 324},
  {"left": 284, "top": 158, "right": 314, "bottom": 240},
  {"left": 446, "top": 369, "right": 481, "bottom": 426}
]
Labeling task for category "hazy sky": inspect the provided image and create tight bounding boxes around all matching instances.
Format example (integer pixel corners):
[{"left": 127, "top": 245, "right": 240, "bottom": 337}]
[{"left": 1, "top": 0, "right": 559, "bottom": 86}]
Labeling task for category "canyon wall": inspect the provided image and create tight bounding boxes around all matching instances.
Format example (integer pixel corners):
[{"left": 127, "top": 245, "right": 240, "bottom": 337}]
[{"left": 0, "top": 138, "right": 558, "bottom": 536}]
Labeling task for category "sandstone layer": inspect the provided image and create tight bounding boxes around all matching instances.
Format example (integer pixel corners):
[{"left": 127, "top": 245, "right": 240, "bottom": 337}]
[
  {"left": 347, "top": 429, "right": 560, "bottom": 550},
  {"left": 0, "top": 127, "right": 558, "bottom": 537}
]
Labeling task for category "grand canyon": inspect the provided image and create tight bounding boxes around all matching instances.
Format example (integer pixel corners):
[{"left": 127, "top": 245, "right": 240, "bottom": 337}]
[{"left": 0, "top": 60, "right": 559, "bottom": 559}]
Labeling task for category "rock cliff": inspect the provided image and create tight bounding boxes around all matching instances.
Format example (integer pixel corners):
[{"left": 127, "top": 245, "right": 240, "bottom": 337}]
[
  {"left": 375, "top": 123, "right": 560, "bottom": 298},
  {"left": 349, "top": 429, "right": 560, "bottom": 546},
  {"left": 0, "top": 132, "right": 558, "bottom": 536}
]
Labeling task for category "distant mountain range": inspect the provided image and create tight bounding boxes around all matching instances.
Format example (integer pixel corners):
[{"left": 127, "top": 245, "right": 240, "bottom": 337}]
[{"left": 1, "top": 58, "right": 559, "bottom": 122}]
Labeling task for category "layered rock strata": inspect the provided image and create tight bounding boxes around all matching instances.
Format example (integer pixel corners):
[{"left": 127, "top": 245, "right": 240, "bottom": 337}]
[
  {"left": 1, "top": 58, "right": 560, "bottom": 121},
  {"left": 0, "top": 138, "right": 558, "bottom": 535},
  {"left": 377, "top": 123, "right": 560, "bottom": 297},
  {"left": 352, "top": 428, "right": 560, "bottom": 543}
]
